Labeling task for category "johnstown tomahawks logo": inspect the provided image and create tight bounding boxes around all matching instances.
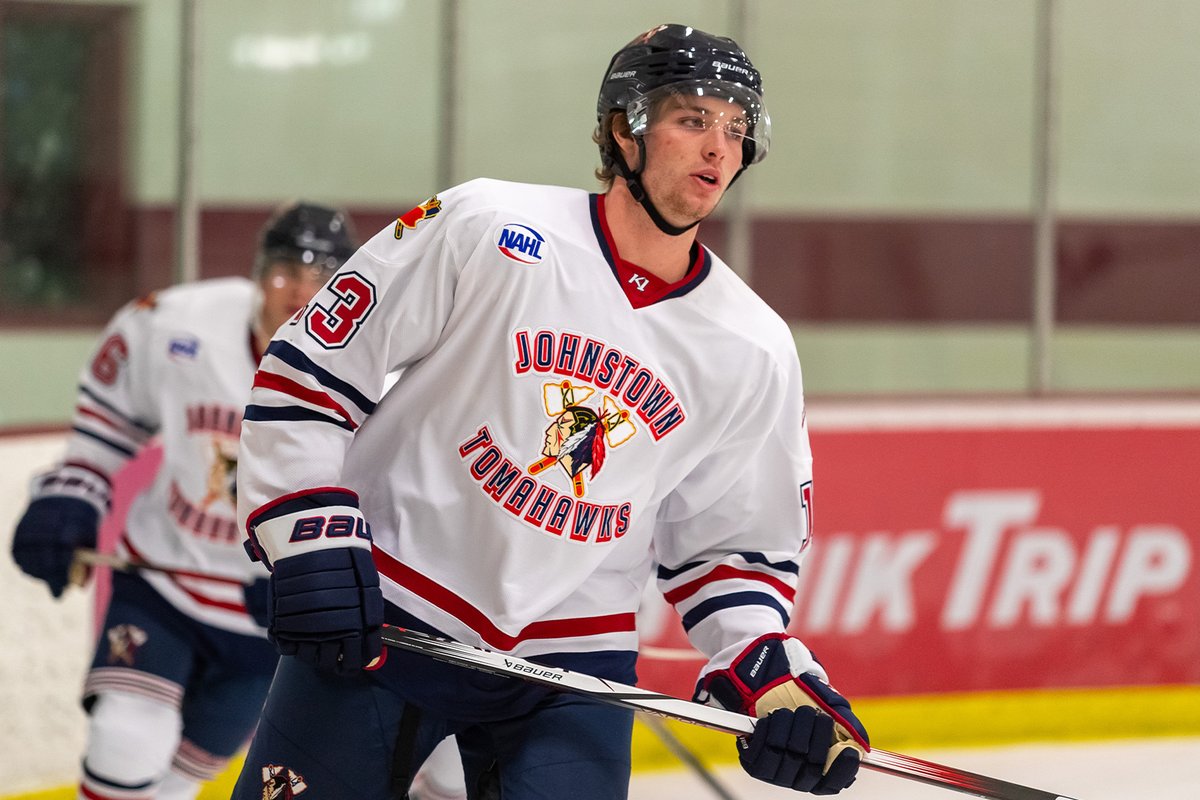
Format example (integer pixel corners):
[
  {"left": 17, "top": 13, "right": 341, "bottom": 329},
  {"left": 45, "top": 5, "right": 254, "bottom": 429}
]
[
  {"left": 528, "top": 381, "right": 635, "bottom": 497},
  {"left": 261, "top": 764, "right": 307, "bottom": 798},
  {"left": 456, "top": 329, "right": 688, "bottom": 544},
  {"left": 106, "top": 623, "right": 148, "bottom": 666},
  {"left": 456, "top": 381, "right": 636, "bottom": 544}
]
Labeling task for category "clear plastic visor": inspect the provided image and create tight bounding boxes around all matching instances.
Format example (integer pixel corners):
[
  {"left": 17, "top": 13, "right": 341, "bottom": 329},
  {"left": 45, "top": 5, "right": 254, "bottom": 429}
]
[{"left": 626, "top": 80, "right": 771, "bottom": 163}]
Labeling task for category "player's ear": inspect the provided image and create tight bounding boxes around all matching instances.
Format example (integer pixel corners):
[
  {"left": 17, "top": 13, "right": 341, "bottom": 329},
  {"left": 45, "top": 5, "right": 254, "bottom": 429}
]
[{"left": 611, "top": 113, "right": 642, "bottom": 171}]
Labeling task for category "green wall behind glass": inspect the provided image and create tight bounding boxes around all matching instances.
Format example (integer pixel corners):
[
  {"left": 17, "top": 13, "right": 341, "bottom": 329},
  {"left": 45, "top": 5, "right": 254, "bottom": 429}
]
[{"left": 2, "top": 0, "right": 1196, "bottom": 427}]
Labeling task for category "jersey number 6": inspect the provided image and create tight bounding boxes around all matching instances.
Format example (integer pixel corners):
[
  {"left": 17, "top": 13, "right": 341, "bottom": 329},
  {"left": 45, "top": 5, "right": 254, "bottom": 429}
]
[{"left": 304, "top": 271, "right": 378, "bottom": 349}]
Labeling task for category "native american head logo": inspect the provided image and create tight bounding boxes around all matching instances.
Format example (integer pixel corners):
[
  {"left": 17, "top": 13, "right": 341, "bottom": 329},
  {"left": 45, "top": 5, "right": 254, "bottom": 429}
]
[
  {"left": 261, "top": 764, "right": 307, "bottom": 799},
  {"left": 527, "top": 381, "right": 636, "bottom": 498},
  {"left": 106, "top": 623, "right": 148, "bottom": 666},
  {"left": 201, "top": 437, "right": 239, "bottom": 509}
]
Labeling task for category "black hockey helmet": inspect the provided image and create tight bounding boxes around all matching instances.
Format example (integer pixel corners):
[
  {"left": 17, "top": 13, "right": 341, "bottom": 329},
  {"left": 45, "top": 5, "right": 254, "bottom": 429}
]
[
  {"left": 595, "top": 25, "right": 770, "bottom": 236},
  {"left": 597, "top": 23, "right": 770, "bottom": 169},
  {"left": 254, "top": 201, "right": 357, "bottom": 278}
]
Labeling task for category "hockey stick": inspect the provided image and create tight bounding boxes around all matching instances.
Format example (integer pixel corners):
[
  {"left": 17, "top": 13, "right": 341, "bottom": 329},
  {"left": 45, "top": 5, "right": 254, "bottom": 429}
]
[
  {"left": 70, "top": 548, "right": 250, "bottom": 586},
  {"left": 380, "top": 626, "right": 1078, "bottom": 800}
]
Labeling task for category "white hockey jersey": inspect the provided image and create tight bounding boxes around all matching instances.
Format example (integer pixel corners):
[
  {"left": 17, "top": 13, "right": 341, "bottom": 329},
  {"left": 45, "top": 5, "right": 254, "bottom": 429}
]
[
  {"left": 53, "top": 278, "right": 269, "bottom": 635},
  {"left": 239, "top": 179, "right": 813, "bottom": 671}
]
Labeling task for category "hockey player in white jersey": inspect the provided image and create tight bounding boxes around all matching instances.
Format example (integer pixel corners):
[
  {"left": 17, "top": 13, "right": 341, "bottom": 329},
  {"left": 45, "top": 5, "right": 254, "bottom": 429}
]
[
  {"left": 233, "top": 24, "right": 869, "bottom": 800},
  {"left": 10, "top": 202, "right": 356, "bottom": 799}
]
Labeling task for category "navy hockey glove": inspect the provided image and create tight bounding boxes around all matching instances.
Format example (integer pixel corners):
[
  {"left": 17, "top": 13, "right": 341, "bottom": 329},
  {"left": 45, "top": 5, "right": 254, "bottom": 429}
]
[
  {"left": 267, "top": 547, "right": 384, "bottom": 675},
  {"left": 246, "top": 492, "right": 383, "bottom": 675},
  {"left": 243, "top": 577, "right": 271, "bottom": 629},
  {"left": 697, "top": 634, "right": 869, "bottom": 795},
  {"left": 12, "top": 496, "right": 100, "bottom": 598}
]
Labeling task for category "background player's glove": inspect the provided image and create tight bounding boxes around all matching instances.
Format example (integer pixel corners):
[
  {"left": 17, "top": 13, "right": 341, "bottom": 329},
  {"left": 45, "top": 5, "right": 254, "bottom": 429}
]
[
  {"left": 696, "top": 633, "right": 869, "bottom": 795},
  {"left": 243, "top": 576, "right": 271, "bottom": 629},
  {"left": 245, "top": 492, "right": 383, "bottom": 675},
  {"left": 11, "top": 496, "right": 100, "bottom": 598}
]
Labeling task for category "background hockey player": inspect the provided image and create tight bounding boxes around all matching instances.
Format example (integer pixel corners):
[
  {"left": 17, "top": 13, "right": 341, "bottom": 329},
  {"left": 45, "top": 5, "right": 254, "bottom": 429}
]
[
  {"left": 233, "top": 24, "right": 869, "bottom": 800},
  {"left": 10, "top": 202, "right": 356, "bottom": 799}
]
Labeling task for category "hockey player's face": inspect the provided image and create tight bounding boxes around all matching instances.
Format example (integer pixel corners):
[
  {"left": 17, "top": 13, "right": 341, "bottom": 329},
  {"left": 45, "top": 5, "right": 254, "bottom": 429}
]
[
  {"left": 258, "top": 260, "right": 330, "bottom": 337},
  {"left": 543, "top": 410, "right": 577, "bottom": 457},
  {"left": 639, "top": 95, "right": 745, "bottom": 224}
]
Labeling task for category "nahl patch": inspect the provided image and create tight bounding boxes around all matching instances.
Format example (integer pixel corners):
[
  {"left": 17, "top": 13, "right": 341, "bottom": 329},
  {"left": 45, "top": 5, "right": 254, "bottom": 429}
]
[
  {"left": 496, "top": 223, "right": 545, "bottom": 265},
  {"left": 261, "top": 764, "right": 307, "bottom": 798}
]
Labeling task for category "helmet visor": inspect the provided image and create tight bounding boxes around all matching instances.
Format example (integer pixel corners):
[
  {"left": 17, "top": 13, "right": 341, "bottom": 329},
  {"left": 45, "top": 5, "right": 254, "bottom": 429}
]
[{"left": 627, "top": 79, "right": 771, "bottom": 164}]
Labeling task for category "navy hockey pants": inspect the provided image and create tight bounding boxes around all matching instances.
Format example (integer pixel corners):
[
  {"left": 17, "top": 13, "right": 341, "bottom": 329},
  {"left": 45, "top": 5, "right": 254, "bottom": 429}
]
[
  {"left": 85, "top": 570, "right": 277, "bottom": 761},
  {"left": 231, "top": 613, "right": 636, "bottom": 799}
]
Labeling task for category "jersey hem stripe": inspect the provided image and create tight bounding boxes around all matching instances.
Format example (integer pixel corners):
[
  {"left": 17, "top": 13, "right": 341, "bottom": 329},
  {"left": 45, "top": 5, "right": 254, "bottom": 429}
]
[{"left": 373, "top": 545, "right": 637, "bottom": 650}]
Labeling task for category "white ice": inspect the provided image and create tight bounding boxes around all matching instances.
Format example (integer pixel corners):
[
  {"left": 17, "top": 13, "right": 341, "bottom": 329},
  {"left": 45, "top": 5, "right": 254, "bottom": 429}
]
[{"left": 628, "top": 736, "right": 1200, "bottom": 800}]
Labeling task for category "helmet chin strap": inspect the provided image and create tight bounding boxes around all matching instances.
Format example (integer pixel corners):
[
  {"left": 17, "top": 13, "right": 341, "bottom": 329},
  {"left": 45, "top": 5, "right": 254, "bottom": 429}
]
[
  {"left": 610, "top": 142, "right": 699, "bottom": 238},
  {"left": 610, "top": 139, "right": 749, "bottom": 238}
]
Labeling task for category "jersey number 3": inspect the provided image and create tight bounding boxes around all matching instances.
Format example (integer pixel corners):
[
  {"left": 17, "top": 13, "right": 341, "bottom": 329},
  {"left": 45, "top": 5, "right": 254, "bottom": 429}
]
[{"left": 304, "top": 271, "right": 378, "bottom": 349}]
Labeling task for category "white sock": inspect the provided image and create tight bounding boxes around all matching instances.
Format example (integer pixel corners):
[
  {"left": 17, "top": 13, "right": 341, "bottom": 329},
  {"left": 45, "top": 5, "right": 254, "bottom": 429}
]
[
  {"left": 80, "top": 690, "right": 182, "bottom": 798},
  {"left": 410, "top": 736, "right": 468, "bottom": 800}
]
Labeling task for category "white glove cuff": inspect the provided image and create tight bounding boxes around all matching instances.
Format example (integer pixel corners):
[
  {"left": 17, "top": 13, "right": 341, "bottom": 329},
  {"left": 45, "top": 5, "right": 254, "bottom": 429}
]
[
  {"left": 251, "top": 505, "right": 371, "bottom": 567},
  {"left": 30, "top": 464, "right": 112, "bottom": 516}
]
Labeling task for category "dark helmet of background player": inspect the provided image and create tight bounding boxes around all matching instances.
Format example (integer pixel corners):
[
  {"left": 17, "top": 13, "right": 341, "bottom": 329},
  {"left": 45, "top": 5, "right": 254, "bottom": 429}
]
[
  {"left": 253, "top": 201, "right": 357, "bottom": 279},
  {"left": 595, "top": 23, "right": 771, "bottom": 236}
]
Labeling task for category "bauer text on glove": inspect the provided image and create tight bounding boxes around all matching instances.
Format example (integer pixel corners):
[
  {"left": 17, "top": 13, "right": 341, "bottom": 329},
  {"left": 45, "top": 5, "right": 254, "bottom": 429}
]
[{"left": 245, "top": 490, "right": 384, "bottom": 675}]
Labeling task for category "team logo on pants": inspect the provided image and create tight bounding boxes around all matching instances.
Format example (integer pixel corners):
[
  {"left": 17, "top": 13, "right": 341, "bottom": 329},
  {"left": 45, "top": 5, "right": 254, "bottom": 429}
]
[
  {"left": 105, "top": 623, "right": 148, "bottom": 666},
  {"left": 527, "top": 380, "right": 636, "bottom": 498},
  {"left": 261, "top": 764, "right": 307, "bottom": 798}
]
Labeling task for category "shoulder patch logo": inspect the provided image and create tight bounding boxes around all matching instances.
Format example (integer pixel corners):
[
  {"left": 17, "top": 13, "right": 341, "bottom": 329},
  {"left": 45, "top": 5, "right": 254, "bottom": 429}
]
[
  {"left": 169, "top": 337, "right": 199, "bottom": 360},
  {"left": 394, "top": 196, "right": 442, "bottom": 239},
  {"left": 496, "top": 223, "right": 545, "bottom": 265}
]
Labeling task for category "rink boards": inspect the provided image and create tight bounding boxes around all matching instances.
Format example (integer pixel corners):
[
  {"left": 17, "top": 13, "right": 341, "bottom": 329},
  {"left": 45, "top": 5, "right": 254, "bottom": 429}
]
[{"left": 3, "top": 399, "right": 1198, "bottom": 795}]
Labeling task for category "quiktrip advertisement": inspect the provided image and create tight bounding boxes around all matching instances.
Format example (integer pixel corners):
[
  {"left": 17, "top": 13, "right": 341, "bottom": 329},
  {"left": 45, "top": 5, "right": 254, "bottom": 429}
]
[{"left": 638, "top": 426, "right": 1199, "bottom": 698}]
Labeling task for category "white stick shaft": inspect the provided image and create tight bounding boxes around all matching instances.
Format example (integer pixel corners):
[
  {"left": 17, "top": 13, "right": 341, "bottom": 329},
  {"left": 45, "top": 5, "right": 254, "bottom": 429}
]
[{"left": 379, "top": 626, "right": 1078, "bottom": 800}]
